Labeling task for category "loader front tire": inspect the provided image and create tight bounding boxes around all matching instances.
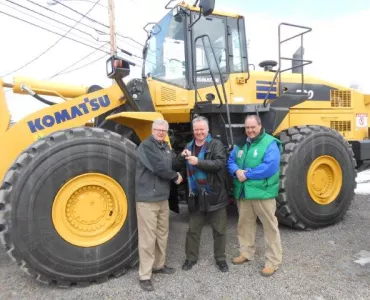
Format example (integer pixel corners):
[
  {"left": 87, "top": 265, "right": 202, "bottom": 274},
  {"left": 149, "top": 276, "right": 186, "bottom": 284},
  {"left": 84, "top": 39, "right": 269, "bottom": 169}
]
[
  {"left": 0, "top": 127, "right": 138, "bottom": 287},
  {"left": 276, "top": 125, "right": 357, "bottom": 229}
]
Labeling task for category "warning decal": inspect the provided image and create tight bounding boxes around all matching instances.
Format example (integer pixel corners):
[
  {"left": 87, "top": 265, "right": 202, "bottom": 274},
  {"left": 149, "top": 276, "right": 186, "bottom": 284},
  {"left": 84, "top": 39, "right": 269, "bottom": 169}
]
[{"left": 356, "top": 113, "right": 368, "bottom": 128}]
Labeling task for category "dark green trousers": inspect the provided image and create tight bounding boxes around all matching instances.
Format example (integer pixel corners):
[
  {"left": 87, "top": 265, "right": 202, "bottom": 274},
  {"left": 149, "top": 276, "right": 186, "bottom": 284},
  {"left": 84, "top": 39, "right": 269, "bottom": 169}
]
[{"left": 185, "top": 207, "right": 227, "bottom": 262}]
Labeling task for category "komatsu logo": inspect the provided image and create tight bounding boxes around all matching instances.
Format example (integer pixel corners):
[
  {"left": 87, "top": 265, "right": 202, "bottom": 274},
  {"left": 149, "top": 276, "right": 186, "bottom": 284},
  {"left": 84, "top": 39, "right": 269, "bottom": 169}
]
[
  {"left": 196, "top": 77, "right": 220, "bottom": 84},
  {"left": 27, "top": 95, "right": 111, "bottom": 133}
]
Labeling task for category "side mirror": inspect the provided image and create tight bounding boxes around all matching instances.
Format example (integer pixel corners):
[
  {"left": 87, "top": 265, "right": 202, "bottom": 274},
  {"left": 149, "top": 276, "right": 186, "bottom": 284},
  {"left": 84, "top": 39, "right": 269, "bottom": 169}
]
[
  {"left": 189, "top": 0, "right": 215, "bottom": 29},
  {"left": 106, "top": 56, "right": 130, "bottom": 79},
  {"left": 199, "top": 0, "right": 215, "bottom": 16}
]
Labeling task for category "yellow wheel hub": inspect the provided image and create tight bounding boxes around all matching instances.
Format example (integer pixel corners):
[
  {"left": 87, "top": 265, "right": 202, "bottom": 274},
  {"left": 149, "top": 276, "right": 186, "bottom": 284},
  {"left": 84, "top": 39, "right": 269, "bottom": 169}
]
[
  {"left": 52, "top": 173, "right": 127, "bottom": 247},
  {"left": 307, "top": 155, "right": 342, "bottom": 205}
]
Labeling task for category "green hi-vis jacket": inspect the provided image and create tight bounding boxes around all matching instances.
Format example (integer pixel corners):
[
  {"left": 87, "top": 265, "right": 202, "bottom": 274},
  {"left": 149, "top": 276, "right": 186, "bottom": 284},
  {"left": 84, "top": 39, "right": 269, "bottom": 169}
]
[{"left": 232, "top": 131, "right": 282, "bottom": 200}]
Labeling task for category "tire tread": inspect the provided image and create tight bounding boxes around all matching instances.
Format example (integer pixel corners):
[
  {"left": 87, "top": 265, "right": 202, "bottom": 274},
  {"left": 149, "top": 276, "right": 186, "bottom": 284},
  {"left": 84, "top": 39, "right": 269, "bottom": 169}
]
[{"left": 0, "top": 127, "right": 136, "bottom": 287}]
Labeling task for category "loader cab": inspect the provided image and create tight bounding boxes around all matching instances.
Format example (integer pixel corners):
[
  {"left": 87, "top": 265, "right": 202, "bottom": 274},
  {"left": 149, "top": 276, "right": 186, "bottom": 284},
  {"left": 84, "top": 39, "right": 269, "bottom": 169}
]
[
  {"left": 143, "top": 8, "right": 187, "bottom": 88},
  {"left": 142, "top": 3, "right": 249, "bottom": 90},
  {"left": 190, "top": 11, "right": 249, "bottom": 84}
]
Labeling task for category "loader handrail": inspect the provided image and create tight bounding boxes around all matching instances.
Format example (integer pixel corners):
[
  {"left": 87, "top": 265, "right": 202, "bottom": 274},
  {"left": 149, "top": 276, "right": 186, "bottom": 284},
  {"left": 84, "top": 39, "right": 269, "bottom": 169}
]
[{"left": 278, "top": 23, "right": 312, "bottom": 95}]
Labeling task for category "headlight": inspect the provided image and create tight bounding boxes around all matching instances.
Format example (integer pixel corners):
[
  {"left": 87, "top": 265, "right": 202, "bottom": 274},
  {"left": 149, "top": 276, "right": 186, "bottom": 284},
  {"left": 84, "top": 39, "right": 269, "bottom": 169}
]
[{"left": 106, "top": 57, "right": 114, "bottom": 78}]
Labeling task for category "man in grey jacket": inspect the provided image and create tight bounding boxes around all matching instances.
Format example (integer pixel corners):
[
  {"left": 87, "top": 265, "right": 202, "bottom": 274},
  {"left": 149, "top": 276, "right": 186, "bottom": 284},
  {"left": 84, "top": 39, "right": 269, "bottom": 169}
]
[{"left": 135, "top": 118, "right": 182, "bottom": 292}]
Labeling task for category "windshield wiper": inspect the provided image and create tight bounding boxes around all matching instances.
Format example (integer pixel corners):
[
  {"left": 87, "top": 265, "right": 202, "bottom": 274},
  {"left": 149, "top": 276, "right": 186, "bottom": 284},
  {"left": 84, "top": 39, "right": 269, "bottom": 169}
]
[{"left": 142, "top": 23, "right": 161, "bottom": 78}]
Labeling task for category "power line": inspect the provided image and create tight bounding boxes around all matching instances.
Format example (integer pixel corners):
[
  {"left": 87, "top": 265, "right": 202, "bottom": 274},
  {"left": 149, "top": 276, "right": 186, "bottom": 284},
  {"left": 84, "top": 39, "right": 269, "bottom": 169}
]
[
  {"left": 57, "top": 53, "right": 142, "bottom": 76},
  {"left": 58, "top": 0, "right": 146, "bottom": 49},
  {"left": 52, "top": 53, "right": 110, "bottom": 76},
  {"left": 25, "top": 0, "right": 107, "bottom": 35},
  {"left": 49, "top": 46, "right": 143, "bottom": 79},
  {"left": 33, "top": 0, "right": 146, "bottom": 60},
  {"left": 47, "top": 42, "right": 108, "bottom": 79},
  {"left": 2, "top": 0, "right": 108, "bottom": 49},
  {"left": 25, "top": 0, "right": 144, "bottom": 49},
  {"left": 1, "top": 0, "right": 147, "bottom": 78},
  {"left": 116, "top": 35, "right": 144, "bottom": 52},
  {"left": 117, "top": 46, "right": 143, "bottom": 60},
  {"left": 6, "top": 0, "right": 97, "bottom": 41},
  {"left": 0, "top": 10, "right": 141, "bottom": 78},
  {"left": 0, "top": 9, "right": 108, "bottom": 54},
  {"left": 51, "top": 0, "right": 110, "bottom": 29},
  {"left": 0, "top": 9, "right": 112, "bottom": 77},
  {"left": 0, "top": 0, "right": 100, "bottom": 77},
  {"left": 38, "top": 0, "right": 145, "bottom": 48},
  {"left": 117, "top": 34, "right": 144, "bottom": 48},
  {"left": 49, "top": 0, "right": 108, "bottom": 9}
]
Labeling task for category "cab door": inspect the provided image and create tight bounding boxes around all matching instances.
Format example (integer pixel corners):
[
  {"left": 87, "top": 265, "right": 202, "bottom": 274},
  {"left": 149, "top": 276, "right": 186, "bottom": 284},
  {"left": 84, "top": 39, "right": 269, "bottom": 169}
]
[
  {"left": 189, "top": 13, "right": 231, "bottom": 107},
  {"left": 226, "top": 16, "right": 250, "bottom": 105}
]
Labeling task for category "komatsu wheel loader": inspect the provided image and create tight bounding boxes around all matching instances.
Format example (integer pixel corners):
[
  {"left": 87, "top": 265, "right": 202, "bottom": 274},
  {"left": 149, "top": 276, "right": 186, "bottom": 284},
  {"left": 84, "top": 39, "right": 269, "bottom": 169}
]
[{"left": 0, "top": 0, "right": 369, "bottom": 287}]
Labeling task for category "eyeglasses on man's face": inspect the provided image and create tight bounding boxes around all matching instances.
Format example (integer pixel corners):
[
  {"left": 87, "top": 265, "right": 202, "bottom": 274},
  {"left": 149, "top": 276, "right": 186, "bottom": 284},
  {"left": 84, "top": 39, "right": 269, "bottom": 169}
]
[{"left": 153, "top": 128, "right": 168, "bottom": 134}]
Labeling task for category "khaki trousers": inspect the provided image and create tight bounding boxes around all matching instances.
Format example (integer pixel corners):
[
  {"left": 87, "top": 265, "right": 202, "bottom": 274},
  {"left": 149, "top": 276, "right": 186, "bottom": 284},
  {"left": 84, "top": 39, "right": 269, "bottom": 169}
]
[
  {"left": 237, "top": 199, "right": 282, "bottom": 269},
  {"left": 136, "top": 200, "right": 169, "bottom": 280}
]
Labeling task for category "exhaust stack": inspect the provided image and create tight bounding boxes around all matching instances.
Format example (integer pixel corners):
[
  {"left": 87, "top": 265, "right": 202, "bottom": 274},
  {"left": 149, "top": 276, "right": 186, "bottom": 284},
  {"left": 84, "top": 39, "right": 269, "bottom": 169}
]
[{"left": 292, "top": 46, "right": 304, "bottom": 74}]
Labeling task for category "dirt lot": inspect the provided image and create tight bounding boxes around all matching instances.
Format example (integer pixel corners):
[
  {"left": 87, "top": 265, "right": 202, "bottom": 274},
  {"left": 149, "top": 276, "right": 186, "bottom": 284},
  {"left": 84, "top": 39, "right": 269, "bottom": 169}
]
[{"left": 1, "top": 194, "right": 369, "bottom": 300}]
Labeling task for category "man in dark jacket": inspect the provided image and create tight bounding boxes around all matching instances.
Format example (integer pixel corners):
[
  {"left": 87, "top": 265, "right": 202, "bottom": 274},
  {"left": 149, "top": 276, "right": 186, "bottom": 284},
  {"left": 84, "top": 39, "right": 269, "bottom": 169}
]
[
  {"left": 135, "top": 119, "right": 183, "bottom": 292},
  {"left": 178, "top": 116, "right": 229, "bottom": 273}
]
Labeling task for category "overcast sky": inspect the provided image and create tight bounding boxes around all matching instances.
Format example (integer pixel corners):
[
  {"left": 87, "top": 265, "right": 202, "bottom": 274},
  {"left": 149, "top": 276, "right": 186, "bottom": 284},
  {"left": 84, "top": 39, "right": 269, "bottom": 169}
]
[{"left": 1, "top": 0, "right": 370, "bottom": 121}]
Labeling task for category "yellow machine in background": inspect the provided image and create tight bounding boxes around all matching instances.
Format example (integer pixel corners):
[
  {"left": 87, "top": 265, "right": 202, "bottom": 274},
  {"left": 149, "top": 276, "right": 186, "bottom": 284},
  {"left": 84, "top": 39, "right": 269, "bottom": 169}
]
[{"left": 1, "top": 0, "right": 369, "bottom": 287}]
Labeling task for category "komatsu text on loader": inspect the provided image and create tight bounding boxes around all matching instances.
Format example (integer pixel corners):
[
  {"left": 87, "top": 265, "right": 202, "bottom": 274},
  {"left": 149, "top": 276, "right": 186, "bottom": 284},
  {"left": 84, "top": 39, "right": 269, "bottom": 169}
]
[{"left": 0, "top": 0, "right": 369, "bottom": 287}]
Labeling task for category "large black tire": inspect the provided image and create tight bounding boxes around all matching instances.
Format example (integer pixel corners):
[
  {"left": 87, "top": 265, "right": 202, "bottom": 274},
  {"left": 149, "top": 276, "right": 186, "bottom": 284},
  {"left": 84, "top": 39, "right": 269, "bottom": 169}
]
[
  {"left": 276, "top": 125, "right": 357, "bottom": 230},
  {"left": 0, "top": 127, "right": 138, "bottom": 287}
]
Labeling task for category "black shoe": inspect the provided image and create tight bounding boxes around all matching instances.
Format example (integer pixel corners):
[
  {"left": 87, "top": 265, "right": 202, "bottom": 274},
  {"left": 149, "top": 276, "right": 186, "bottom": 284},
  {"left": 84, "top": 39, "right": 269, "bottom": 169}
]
[
  {"left": 152, "top": 265, "right": 176, "bottom": 274},
  {"left": 216, "top": 261, "right": 229, "bottom": 273},
  {"left": 182, "top": 260, "right": 197, "bottom": 271},
  {"left": 139, "top": 279, "right": 154, "bottom": 291}
]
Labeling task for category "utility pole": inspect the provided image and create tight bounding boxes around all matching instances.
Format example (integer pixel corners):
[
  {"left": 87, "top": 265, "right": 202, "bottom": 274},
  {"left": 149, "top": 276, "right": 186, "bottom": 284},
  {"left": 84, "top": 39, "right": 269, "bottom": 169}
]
[
  {"left": 108, "top": 0, "right": 117, "bottom": 56},
  {"left": 108, "top": 0, "right": 116, "bottom": 83}
]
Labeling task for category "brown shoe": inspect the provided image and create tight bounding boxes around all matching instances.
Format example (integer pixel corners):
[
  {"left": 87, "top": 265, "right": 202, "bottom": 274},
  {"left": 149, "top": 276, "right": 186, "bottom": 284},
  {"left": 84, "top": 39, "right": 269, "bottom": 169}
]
[
  {"left": 260, "top": 267, "right": 276, "bottom": 277},
  {"left": 232, "top": 255, "right": 249, "bottom": 265}
]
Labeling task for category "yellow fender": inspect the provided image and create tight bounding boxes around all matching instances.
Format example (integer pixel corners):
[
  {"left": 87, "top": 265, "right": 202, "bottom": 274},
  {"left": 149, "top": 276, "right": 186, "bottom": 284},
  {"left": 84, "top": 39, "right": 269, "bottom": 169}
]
[
  {"left": 106, "top": 111, "right": 168, "bottom": 143},
  {"left": 0, "top": 84, "right": 124, "bottom": 182}
]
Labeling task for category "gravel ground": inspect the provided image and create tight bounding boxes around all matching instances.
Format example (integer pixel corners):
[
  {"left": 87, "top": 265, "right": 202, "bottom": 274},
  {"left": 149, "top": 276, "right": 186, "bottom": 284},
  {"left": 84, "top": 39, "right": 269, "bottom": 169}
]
[{"left": 1, "top": 195, "right": 370, "bottom": 300}]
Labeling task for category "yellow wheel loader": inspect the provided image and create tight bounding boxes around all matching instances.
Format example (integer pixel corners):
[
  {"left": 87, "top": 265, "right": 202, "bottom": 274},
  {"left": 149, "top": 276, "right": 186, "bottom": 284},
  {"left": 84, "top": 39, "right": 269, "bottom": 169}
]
[{"left": 0, "top": 0, "right": 369, "bottom": 287}]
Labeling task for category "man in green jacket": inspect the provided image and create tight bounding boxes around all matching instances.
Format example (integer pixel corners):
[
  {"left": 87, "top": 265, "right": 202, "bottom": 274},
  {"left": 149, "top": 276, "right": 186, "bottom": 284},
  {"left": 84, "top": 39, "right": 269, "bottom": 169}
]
[{"left": 227, "top": 115, "right": 283, "bottom": 277}]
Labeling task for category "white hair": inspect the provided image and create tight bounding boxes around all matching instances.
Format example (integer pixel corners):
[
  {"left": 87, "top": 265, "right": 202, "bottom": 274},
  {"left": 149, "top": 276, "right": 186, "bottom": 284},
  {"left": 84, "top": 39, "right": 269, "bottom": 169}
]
[
  {"left": 152, "top": 118, "right": 169, "bottom": 130},
  {"left": 245, "top": 114, "right": 261, "bottom": 125},
  {"left": 192, "top": 116, "right": 209, "bottom": 129}
]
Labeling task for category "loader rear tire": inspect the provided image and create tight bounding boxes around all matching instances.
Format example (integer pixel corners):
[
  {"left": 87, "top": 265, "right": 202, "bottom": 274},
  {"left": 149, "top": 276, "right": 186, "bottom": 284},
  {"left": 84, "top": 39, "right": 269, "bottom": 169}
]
[
  {"left": 276, "top": 125, "right": 357, "bottom": 229},
  {"left": 0, "top": 127, "right": 138, "bottom": 287}
]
